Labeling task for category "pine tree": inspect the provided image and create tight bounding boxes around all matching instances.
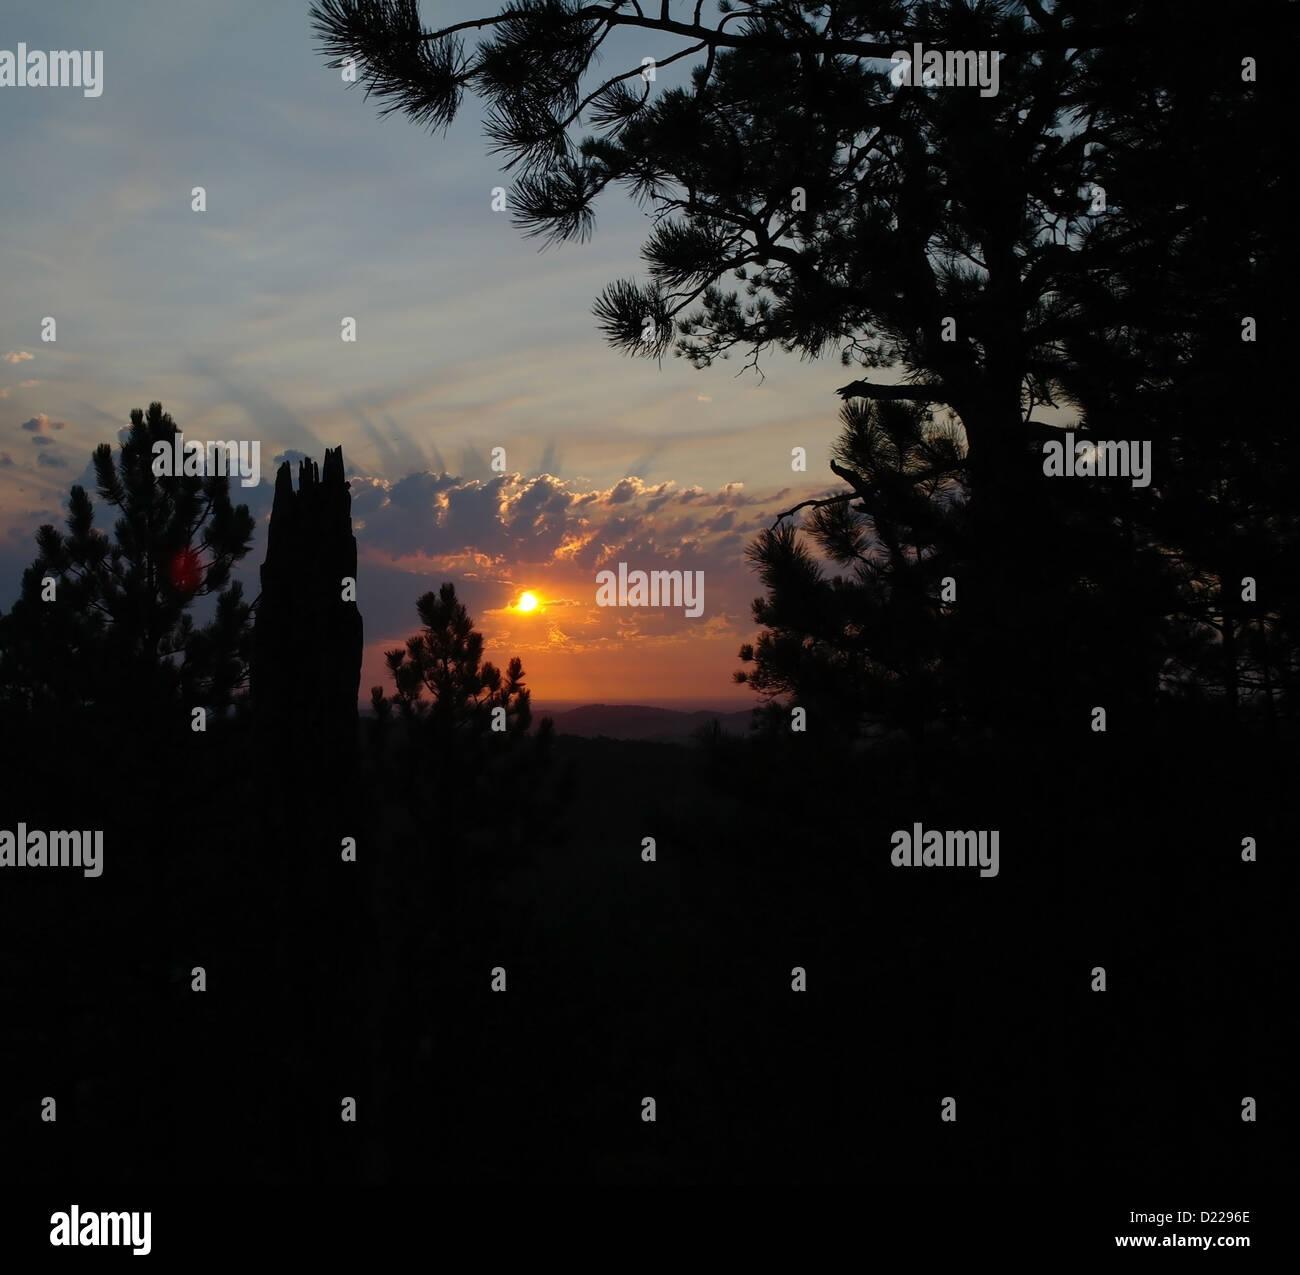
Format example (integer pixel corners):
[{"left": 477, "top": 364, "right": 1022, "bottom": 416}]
[
  {"left": 379, "top": 581, "right": 532, "bottom": 738},
  {"left": 374, "top": 583, "right": 560, "bottom": 858},
  {"left": 737, "top": 398, "right": 965, "bottom": 749},
  {"left": 0, "top": 401, "right": 255, "bottom": 728}
]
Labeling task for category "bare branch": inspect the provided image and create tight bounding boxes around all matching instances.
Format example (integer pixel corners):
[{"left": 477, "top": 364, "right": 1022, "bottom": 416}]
[{"left": 770, "top": 489, "right": 857, "bottom": 528}]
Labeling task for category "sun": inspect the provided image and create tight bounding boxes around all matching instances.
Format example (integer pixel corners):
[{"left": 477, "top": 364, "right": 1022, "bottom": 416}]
[{"left": 518, "top": 591, "right": 539, "bottom": 613}]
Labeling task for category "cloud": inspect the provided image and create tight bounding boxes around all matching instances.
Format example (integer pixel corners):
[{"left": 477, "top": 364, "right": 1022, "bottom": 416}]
[
  {"left": 20, "top": 414, "right": 65, "bottom": 434},
  {"left": 346, "top": 464, "right": 817, "bottom": 647},
  {"left": 36, "top": 451, "right": 67, "bottom": 467},
  {"left": 2, "top": 351, "right": 34, "bottom": 364},
  {"left": 31, "top": 436, "right": 54, "bottom": 447},
  {"left": 363, "top": 469, "right": 783, "bottom": 570},
  {"left": 271, "top": 449, "right": 311, "bottom": 468},
  {"left": 0, "top": 452, "right": 13, "bottom": 467},
  {"left": 0, "top": 389, "right": 7, "bottom": 399},
  {"left": 18, "top": 380, "right": 38, "bottom": 388},
  {"left": 606, "top": 478, "right": 641, "bottom": 504}
]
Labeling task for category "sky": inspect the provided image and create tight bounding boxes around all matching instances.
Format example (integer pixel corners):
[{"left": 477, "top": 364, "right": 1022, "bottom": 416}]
[{"left": 0, "top": 0, "right": 882, "bottom": 710}]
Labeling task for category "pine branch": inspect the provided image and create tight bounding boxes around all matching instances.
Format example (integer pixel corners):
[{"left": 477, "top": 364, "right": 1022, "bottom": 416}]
[{"left": 836, "top": 379, "right": 951, "bottom": 403}]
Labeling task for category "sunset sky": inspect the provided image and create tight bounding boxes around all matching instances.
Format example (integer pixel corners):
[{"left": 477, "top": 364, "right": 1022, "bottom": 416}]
[{"left": 0, "top": 0, "right": 889, "bottom": 709}]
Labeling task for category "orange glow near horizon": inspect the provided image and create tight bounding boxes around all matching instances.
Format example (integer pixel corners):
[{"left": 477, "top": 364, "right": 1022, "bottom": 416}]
[{"left": 360, "top": 630, "right": 754, "bottom": 709}]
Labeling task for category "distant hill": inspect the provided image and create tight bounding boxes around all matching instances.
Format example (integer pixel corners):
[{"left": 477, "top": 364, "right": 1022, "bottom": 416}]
[{"left": 543, "top": 703, "right": 754, "bottom": 741}]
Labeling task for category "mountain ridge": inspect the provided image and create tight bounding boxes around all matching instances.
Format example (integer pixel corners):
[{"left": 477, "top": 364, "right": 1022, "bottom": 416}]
[{"left": 541, "top": 702, "right": 754, "bottom": 741}]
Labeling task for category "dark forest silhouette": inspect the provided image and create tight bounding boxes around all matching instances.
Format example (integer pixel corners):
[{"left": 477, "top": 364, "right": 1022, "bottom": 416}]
[{"left": 0, "top": 0, "right": 1292, "bottom": 1185}]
